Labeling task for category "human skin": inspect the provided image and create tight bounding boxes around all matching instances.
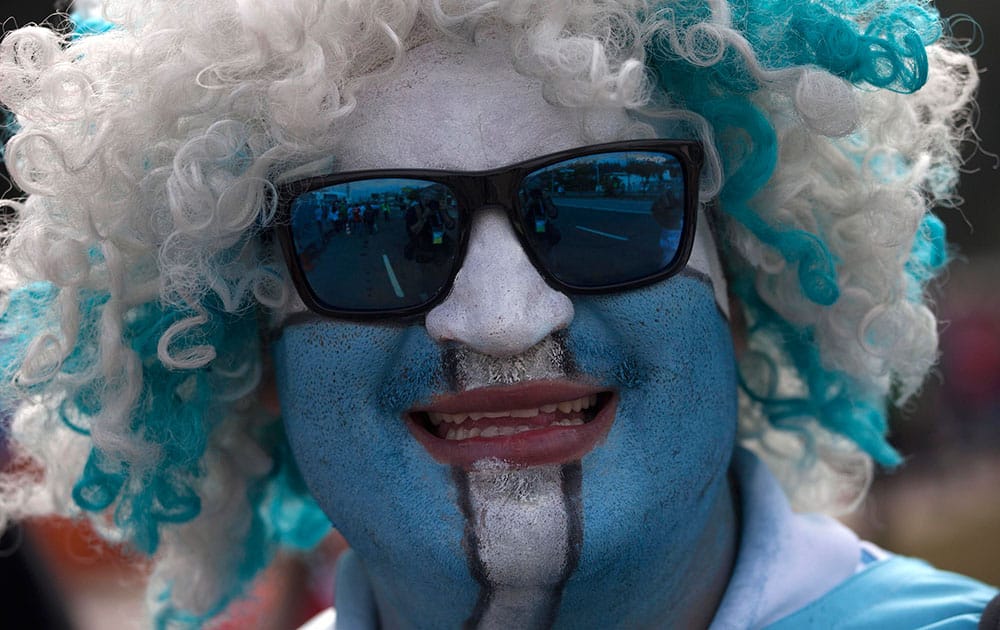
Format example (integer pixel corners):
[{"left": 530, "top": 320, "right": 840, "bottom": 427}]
[{"left": 273, "top": 34, "right": 739, "bottom": 629}]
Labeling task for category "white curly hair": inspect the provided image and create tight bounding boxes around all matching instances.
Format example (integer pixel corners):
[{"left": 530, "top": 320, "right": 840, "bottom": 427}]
[{"left": 0, "top": 0, "right": 978, "bottom": 623}]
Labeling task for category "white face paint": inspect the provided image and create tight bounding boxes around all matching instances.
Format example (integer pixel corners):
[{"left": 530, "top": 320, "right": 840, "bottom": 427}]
[
  {"left": 332, "top": 32, "right": 730, "bottom": 357},
  {"left": 424, "top": 209, "right": 574, "bottom": 357},
  {"left": 336, "top": 34, "right": 635, "bottom": 172}
]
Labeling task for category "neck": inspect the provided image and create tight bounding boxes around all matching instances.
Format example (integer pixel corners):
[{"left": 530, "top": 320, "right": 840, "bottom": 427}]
[
  {"left": 670, "top": 471, "right": 739, "bottom": 628},
  {"left": 337, "top": 466, "right": 739, "bottom": 629}
]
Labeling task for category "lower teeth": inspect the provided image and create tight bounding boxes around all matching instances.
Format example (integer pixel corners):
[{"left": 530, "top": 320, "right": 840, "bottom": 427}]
[{"left": 444, "top": 418, "right": 584, "bottom": 440}]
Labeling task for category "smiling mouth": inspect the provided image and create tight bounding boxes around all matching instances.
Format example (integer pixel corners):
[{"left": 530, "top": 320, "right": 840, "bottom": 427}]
[
  {"left": 405, "top": 381, "right": 617, "bottom": 468},
  {"left": 423, "top": 393, "right": 602, "bottom": 439}
]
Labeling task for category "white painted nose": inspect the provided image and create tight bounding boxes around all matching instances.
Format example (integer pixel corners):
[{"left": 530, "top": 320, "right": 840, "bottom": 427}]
[{"left": 425, "top": 209, "right": 574, "bottom": 357}]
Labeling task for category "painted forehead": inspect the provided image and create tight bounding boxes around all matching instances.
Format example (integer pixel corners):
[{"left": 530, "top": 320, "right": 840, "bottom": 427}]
[
  {"left": 335, "top": 35, "right": 631, "bottom": 171},
  {"left": 332, "top": 33, "right": 728, "bottom": 311}
]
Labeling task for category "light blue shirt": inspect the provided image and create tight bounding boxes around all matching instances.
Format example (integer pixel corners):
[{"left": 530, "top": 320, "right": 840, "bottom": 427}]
[{"left": 713, "top": 450, "right": 996, "bottom": 629}]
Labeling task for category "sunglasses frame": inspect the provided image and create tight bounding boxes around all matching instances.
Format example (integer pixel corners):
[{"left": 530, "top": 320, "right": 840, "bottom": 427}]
[{"left": 274, "top": 139, "right": 704, "bottom": 321}]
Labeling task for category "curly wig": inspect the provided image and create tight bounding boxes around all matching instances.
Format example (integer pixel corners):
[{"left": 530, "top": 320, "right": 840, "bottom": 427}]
[{"left": 0, "top": 0, "right": 977, "bottom": 624}]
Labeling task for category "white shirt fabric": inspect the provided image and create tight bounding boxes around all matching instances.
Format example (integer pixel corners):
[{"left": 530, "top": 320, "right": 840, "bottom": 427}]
[{"left": 709, "top": 450, "right": 863, "bottom": 629}]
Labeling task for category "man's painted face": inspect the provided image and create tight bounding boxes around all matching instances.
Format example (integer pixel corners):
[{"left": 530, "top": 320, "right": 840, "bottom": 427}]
[{"left": 273, "top": 35, "right": 738, "bottom": 628}]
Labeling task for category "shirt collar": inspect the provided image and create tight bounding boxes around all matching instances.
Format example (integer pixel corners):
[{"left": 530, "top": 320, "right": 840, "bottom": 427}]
[{"left": 710, "top": 449, "right": 862, "bottom": 629}]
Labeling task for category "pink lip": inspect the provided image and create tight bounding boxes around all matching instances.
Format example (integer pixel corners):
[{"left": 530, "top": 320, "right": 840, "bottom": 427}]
[{"left": 405, "top": 380, "right": 618, "bottom": 469}]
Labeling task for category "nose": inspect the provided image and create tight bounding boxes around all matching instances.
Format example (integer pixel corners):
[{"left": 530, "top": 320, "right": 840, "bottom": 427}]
[{"left": 425, "top": 209, "right": 574, "bottom": 357}]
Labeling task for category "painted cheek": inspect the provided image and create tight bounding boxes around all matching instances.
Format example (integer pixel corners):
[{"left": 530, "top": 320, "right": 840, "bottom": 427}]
[
  {"left": 557, "top": 275, "right": 738, "bottom": 626},
  {"left": 272, "top": 321, "right": 480, "bottom": 627}
]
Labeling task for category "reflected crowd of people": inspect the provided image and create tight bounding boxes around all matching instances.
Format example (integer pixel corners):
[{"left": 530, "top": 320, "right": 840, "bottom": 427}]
[{"left": 293, "top": 188, "right": 460, "bottom": 275}]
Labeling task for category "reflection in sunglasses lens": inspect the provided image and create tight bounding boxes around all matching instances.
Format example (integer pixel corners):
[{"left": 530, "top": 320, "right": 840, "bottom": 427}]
[
  {"left": 517, "top": 151, "right": 686, "bottom": 288},
  {"left": 289, "top": 178, "right": 460, "bottom": 312}
]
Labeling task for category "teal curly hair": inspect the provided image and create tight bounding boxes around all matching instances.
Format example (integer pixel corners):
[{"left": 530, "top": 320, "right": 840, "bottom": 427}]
[{"left": 0, "top": 0, "right": 976, "bottom": 625}]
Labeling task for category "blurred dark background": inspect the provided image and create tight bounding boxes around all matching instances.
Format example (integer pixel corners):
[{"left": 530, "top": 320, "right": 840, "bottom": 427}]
[
  {"left": 854, "top": 0, "right": 1000, "bottom": 590},
  {"left": 0, "top": 1, "right": 996, "bottom": 628}
]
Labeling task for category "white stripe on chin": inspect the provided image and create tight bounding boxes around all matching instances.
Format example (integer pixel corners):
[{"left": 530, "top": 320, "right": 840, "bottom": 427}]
[{"left": 465, "top": 462, "right": 571, "bottom": 628}]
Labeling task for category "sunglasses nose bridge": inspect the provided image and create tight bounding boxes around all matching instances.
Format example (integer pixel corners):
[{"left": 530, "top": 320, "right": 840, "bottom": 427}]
[
  {"left": 466, "top": 169, "right": 520, "bottom": 236},
  {"left": 425, "top": 208, "right": 574, "bottom": 357},
  {"left": 483, "top": 175, "right": 502, "bottom": 206}
]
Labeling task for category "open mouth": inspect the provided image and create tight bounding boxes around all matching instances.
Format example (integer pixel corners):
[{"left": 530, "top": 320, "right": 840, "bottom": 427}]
[
  {"left": 420, "top": 392, "right": 605, "bottom": 439},
  {"left": 405, "top": 380, "right": 617, "bottom": 468}
]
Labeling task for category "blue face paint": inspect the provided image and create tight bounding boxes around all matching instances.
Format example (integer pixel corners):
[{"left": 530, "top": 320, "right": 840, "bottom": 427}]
[
  {"left": 273, "top": 324, "right": 480, "bottom": 628},
  {"left": 274, "top": 269, "right": 738, "bottom": 626},
  {"left": 558, "top": 271, "right": 738, "bottom": 626}
]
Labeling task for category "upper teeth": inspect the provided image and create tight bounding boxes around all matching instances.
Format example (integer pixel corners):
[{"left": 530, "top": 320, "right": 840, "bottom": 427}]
[{"left": 427, "top": 394, "right": 598, "bottom": 426}]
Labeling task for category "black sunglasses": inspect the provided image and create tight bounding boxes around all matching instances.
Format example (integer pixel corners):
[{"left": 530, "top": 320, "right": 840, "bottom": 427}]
[{"left": 274, "top": 140, "right": 703, "bottom": 320}]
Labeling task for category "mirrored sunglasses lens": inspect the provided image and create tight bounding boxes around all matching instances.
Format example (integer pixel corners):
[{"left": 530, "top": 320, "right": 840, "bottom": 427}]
[
  {"left": 518, "top": 151, "right": 687, "bottom": 288},
  {"left": 289, "top": 178, "right": 461, "bottom": 312}
]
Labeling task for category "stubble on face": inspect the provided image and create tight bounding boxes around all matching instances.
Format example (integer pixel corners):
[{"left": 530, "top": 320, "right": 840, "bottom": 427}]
[
  {"left": 444, "top": 335, "right": 585, "bottom": 629},
  {"left": 442, "top": 332, "right": 575, "bottom": 391}
]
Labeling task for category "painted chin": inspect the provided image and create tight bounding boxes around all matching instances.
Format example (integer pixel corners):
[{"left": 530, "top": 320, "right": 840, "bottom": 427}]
[{"left": 405, "top": 380, "right": 617, "bottom": 469}]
